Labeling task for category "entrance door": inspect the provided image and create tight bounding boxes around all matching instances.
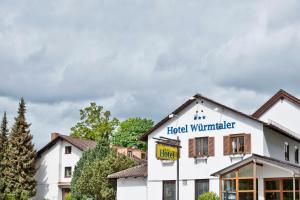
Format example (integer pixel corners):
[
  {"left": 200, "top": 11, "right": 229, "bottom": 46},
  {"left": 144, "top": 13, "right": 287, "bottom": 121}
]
[{"left": 62, "top": 188, "right": 71, "bottom": 200}]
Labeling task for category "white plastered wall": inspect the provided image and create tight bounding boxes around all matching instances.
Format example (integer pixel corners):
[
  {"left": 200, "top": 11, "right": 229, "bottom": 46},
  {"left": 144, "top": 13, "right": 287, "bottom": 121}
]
[
  {"left": 117, "top": 178, "right": 147, "bottom": 200},
  {"left": 34, "top": 140, "right": 82, "bottom": 200}
]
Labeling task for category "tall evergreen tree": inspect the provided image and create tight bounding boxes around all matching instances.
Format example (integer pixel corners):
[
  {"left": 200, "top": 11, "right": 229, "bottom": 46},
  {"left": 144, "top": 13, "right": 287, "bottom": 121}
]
[
  {"left": 0, "top": 112, "right": 8, "bottom": 199},
  {"left": 3, "top": 98, "right": 37, "bottom": 198}
]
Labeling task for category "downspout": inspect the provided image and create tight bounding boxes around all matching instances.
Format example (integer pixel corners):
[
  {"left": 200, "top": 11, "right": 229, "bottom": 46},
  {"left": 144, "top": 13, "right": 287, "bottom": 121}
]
[{"left": 293, "top": 173, "right": 296, "bottom": 200}]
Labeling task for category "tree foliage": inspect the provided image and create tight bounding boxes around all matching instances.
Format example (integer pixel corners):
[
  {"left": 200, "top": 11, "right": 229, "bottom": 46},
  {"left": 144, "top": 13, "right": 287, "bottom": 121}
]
[
  {"left": 76, "top": 151, "right": 135, "bottom": 200},
  {"left": 111, "top": 117, "right": 154, "bottom": 151},
  {"left": 0, "top": 112, "right": 8, "bottom": 199},
  {"left": 198, "top": 192, "right": 219, "bottom": 200},
  {"left": 70, "top": 102, "right": 119, "bottom": 141},
  {"left": 71, "top": 139, "right": 111, "bottom": 200},
  {"left": 3, "top": 98, "right": 36, "bottom": 198}
]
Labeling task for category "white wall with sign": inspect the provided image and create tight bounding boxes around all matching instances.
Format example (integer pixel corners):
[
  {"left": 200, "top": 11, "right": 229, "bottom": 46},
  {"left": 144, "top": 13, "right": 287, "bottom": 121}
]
[{"left": 147, "top": 99, "right": 264, "bottom": 199}]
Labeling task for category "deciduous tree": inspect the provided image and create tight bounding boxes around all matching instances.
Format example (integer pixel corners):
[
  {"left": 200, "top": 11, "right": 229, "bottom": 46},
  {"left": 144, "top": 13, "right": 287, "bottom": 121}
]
[
  {"left": 76, "top": 150, "right": 135, "bottom": 200},
  {"left": 111, "top": 117, "right": 154, "bottom": 151},
  {"left": 70, "top": 102, "right": 119, "bottom": 142}
]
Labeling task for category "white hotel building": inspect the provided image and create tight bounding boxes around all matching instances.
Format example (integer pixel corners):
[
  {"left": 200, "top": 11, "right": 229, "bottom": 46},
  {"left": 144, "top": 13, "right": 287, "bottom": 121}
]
[{"left": 108, "top": 90, "right": 300, "bottom": 200}]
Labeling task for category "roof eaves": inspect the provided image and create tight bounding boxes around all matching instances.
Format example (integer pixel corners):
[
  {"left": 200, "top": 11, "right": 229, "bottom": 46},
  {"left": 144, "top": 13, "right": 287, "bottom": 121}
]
[
  {"left": 140, "top": 93, "right": 265, "bottom": 141},
  {"left": 252, "top": 89, "right": 300, "bottom": 118}
]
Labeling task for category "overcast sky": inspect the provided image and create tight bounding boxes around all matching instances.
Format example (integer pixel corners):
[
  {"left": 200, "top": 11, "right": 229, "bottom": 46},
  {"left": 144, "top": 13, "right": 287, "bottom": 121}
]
[{"left": 0, "top": 0, "right": 300, "bottom": 149}]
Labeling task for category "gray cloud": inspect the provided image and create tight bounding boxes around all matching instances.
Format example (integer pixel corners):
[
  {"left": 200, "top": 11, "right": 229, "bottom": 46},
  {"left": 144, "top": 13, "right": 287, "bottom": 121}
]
[{"left": 0, "top": 0, "right": 300, "bottom": 148}]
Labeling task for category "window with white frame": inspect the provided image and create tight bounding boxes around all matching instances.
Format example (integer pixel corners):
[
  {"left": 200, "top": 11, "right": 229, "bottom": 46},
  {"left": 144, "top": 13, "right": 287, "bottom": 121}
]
[{"left": 284, "top": 142, "right": 289, "bottom": 161}]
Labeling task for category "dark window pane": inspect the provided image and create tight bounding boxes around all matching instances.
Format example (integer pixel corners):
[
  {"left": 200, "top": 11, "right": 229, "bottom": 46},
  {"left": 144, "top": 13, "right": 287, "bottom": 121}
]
[
  {"left": 163, "top": 181, "right": 176, "bottom": 200},
  {"left": 266, "top": 192, "right": 280, "bottom": 200},
  {"left": 295, "top": 149, "right": 299, "bottom": 163},
  {"left": 239, "top": 192, "right": 253, "bottom": 200},
  {"left": 65, "top": 146, "right": 72, "bottom": 154},
  {"left": 283, "top": 179, "right": 299, "bottom": 190},
  {"left": 195, "top": 180, "right": 209, "bottom": 200},
  {"left": 223, "top": 180, "right": 236, "bottom": 191},
  {"left": 239, "top": 179, "right": 253, "bottom": 190},
  {"left": 238, "top": 137, "right": 244, "bottom": 153},
  {"left": 283, "top": 192, "right": 299, "bottom": 200},
  {"left": 222, "top": 192, "right": 236, "bottom": 200},
  {"left": 266, "top": 180, "right": 280, "bottom": 190}
]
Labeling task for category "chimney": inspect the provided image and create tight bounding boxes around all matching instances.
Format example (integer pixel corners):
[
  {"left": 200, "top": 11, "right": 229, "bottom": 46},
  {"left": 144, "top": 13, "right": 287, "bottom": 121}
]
[{"left": 51, "top": 132, "right": 59, "bottom": 140}]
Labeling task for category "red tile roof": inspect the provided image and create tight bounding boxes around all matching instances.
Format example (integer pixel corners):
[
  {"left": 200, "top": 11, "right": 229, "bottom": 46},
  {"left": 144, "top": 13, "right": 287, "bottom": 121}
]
[
  {"left": 37, "top": 133, "right": 96, "bottom": 157},
  {"left": 107, "top": 163, "right": 147, "bottom": 179}
]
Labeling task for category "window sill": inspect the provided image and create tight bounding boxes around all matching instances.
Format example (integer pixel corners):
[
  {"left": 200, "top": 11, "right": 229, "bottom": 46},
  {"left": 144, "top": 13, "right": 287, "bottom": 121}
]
[
  {"left": 229, "top": 153, "right": 244, "bottom": 158},
  {"left": 195, "top": 156, "right": 209, "bottom": 160}
]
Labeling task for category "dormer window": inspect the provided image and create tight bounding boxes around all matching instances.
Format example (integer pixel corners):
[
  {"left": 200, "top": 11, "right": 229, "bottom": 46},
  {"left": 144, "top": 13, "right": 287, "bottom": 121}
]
[
  {"left": 284, "top": 142, "right": 289, "bottom": 161},
  {"left": 65, "top": 146, "right": 72, "bottom": 154}
]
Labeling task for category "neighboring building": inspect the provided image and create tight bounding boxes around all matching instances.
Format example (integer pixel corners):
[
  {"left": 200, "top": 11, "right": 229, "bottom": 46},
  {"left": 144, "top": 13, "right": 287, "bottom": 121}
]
[
  {"left": 113, "top": 145, "right": 147, "bottom": 160},
  {"left": 109, "top": 90, "right": 300, "bottom": 200},
  {"left": 34, "top": 133, "right": 96, "bottom": 200}
]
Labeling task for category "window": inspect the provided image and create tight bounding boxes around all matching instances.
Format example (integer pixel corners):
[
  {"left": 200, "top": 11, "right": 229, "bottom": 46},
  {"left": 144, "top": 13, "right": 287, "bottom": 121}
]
[
  {"left": 163, "top": 181, "right": 176, "bottom": 200},
  {"left": 221, "top": 163, "right": 257, "bottom": 200},
  {"left": 285, "top": 142, "right": 290, "bottom": 161},
  {"left": 231, "top": 136, "right": 244, "bottom": 154},
  {"left": 295, "top": 147, "right": 299, "bottom": 164},
  {"left": 189, "top": 137, "right": 214, "bottom": 158},
  {"left": 65, "top": 146, "right": 72, "bottom": 154},
  {"left": 127, "top": 150, "right": 133, "bottom": 157},
  {"left": 265, "top": 178, "right": 300, "bottom": 200},
  {"left": 65, "top": 167, "right": 72, "bottom": 178},
  {"left": 195, "top": 179, "right": 209, "bottom": 200},
  {"left": 224, "top": 134, "right": 251, "bottom": 156},
  {"left": 196, "top": 137, "right": 208, "bottom": 157}
]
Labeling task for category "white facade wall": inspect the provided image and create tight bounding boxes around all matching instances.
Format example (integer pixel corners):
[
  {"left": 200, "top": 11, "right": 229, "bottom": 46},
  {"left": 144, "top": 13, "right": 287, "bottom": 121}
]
[
  {"left": 259, "top": 98, "right": 300, "bottom": 134},
  {"left": 117, "top": 178, "right": 147, "bottom": 200},
  {"left": 34, "top": 140, "right": 82, "bottom": 200},
  {"left": 263, "top": 126, "right": 300, "bottom": 163},
  {"left": 147, "top": 100, "right": 264, "bottom": 200}
]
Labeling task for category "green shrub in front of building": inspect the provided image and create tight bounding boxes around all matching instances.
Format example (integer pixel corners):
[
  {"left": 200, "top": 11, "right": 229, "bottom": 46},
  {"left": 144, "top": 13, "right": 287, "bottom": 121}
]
[{"left": 198, "top": 192, "right": 219, "bottom": 200}]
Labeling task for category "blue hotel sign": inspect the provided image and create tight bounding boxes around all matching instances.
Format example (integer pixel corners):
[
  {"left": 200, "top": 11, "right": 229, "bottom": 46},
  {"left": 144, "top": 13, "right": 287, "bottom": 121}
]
[{"left": 167, "top": 115, "right": 236, "bottom": 135}]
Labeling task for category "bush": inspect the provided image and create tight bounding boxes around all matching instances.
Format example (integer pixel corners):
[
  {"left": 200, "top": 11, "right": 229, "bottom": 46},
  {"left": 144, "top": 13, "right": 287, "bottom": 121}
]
[
  {"left": 65, "top": 193, "right": 71, "bottom": 200},
  {"left": 198, "top": 192, "right": 219, "bottom": 200}
]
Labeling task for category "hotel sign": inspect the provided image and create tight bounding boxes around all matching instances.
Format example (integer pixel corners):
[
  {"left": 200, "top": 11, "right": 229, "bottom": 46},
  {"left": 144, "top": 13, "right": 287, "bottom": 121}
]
[
  {"left": 167, "top": 114, "right": 237, "bottom": 135},
  {"left": 156, "top": 143, "right": 179, "bottom": 160}
]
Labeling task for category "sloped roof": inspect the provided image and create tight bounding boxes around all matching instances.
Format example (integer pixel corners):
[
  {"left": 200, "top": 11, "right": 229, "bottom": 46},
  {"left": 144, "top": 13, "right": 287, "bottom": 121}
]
[
  {"left": 253, "top": 89, "right": 300, "bottom": 118},
  {"left": 108, "top": 163, "right": 147, "bottom": 179},
  {"left": 140, "top": 93, "right": 265, "bottom": 141},
  {"left": 37, "top": 133, "right": 96, "bottom": 157},
  {"left": 211, "top": 154, "right": 300, "bottom": 177}
]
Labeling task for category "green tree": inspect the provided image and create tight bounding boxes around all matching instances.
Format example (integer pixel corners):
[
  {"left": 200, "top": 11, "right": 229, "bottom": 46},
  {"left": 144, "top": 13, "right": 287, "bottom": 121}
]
[
  {"left": 198, "top": 192, "right": 219, "bottom": 200},
  {"left": 0, "top": 112, "right": 9, "bottom": 199},
  {"left": 71, "top": 139, "right": 111, "bottom": 200},
  {"left": 3, "top": 98, "right": 36, "bottom": 198},
  {"left": 70, "top": 102, "right": 119, "bottom": 141},
  {"left": 111, "top": 117, "right": 154, "bottom": 151},
  {"left": 76, "top": 150, "right": 135, "bottom": 200}
]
